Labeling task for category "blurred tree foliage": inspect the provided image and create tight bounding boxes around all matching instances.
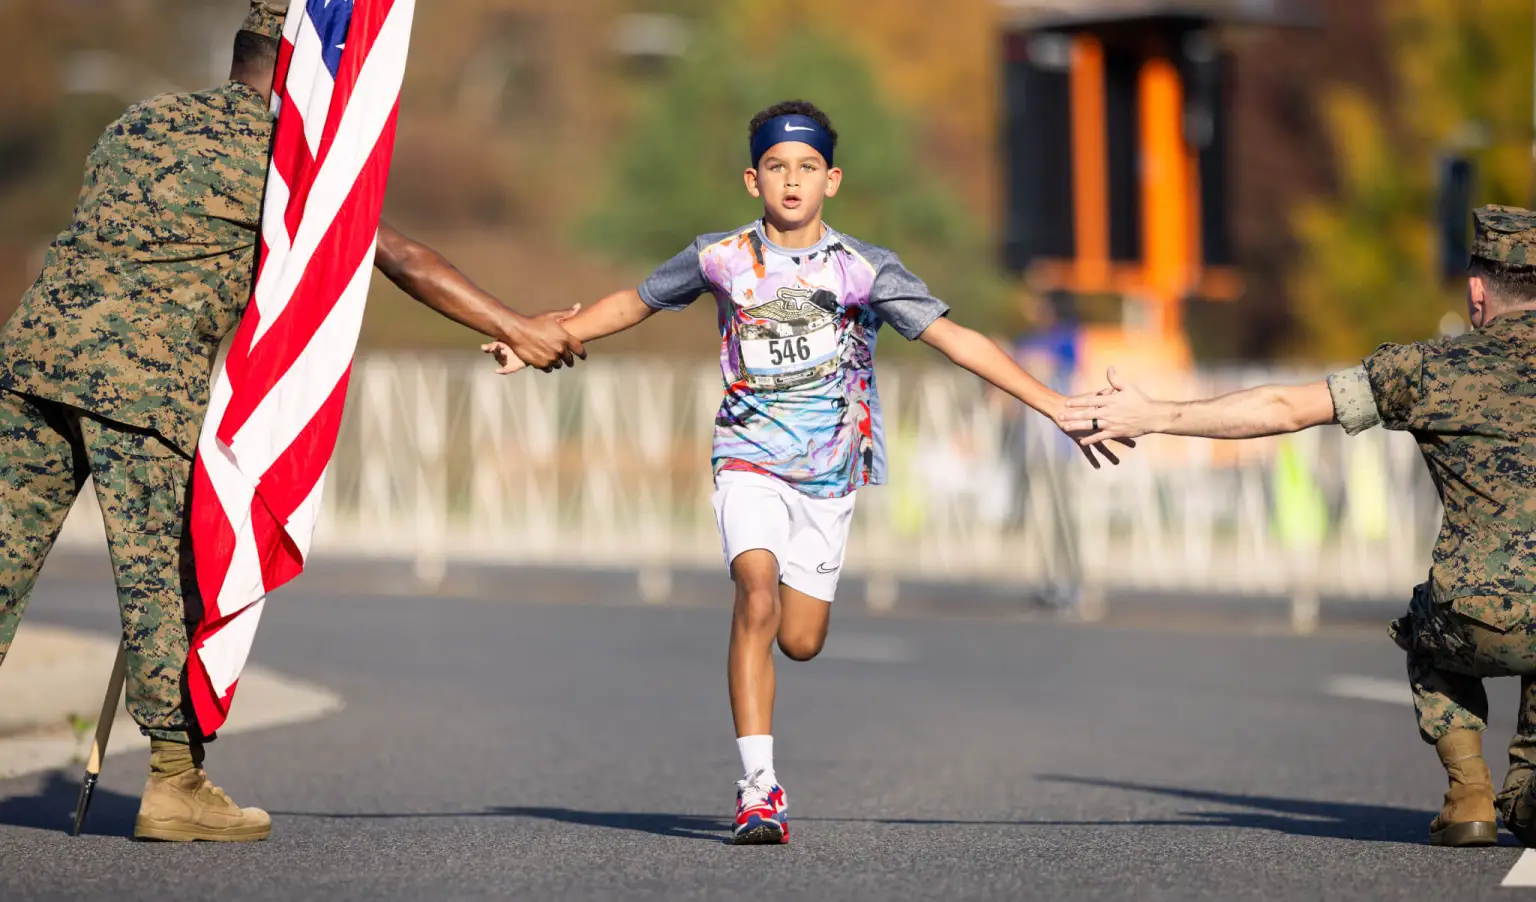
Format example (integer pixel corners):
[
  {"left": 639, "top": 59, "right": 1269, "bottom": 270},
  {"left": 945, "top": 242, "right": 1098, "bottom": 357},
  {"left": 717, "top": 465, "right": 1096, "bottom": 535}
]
[
  {"left": 1290, "top": 0, "right": 1534, "bottom": 361},
  {"left": 577, "top": 8, "right": 1016, "bottom": 338},
  {"left": 734, "top": 0, "right": 1000, "bottom": 214}
]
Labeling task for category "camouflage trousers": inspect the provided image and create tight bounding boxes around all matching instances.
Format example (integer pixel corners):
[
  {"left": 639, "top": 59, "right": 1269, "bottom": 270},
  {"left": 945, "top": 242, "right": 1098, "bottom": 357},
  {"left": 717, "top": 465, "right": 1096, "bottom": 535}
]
[
  {"left": 0, "top": 389, "right": 199, "bottom": 743},
  {"left": 1391, "top": 581, "right": 1536, "bottom": 822}
]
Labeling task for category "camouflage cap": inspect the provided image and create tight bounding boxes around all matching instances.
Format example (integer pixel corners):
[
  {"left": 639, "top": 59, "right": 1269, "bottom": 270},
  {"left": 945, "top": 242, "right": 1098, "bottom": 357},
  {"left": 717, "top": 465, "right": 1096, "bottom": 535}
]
[
  {"left": 1473, "top": 204, "right": 1536, "bottom": 267},
  {"left": 241, "top": 0, "right": 289, "bottom": 41}
]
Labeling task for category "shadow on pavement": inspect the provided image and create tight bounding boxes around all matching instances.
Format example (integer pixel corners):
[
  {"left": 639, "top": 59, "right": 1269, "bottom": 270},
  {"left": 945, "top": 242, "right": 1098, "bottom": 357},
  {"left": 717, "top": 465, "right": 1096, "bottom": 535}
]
[
  {"left": 0, "top": 769, "right": 140, "bottom": 837},
  {"left": 1017, "top": 775, "right": 1446, "bottom": 845},
  {"left": 273, "top": 775, "right": 1480, "bottom": 847},
  {"left": 274, "top": 806, "right": 730, "bottom": 842}
]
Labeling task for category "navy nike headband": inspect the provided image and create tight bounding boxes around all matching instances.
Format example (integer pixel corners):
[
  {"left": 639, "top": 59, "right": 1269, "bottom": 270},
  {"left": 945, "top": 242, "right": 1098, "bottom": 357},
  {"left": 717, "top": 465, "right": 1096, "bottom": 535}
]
[{"left": 750, "top": 114, "right": 835, "bottom": 169}]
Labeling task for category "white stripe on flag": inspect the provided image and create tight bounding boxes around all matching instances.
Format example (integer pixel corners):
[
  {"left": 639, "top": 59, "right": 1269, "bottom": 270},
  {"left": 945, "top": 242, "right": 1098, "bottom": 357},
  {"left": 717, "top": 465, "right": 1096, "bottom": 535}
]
[
  {"left": 284, "top": 465, "right": 331, "bottom": 559},
  {"left": 201, "top": 598, "right": 267, "bottom": 696},
  {"left": 288, "top": 15, "right": 336, "bottom": 157},
  {"left": 249, "top": 2, "right": 412, "bottom": 347},
  {"left": 280, "top": 0, "right": 306, "bottom": 45},
  {"left": 197, "top": 370, "right": 266, "bottom": 620},
  {"left": 212, "top": 499, "right": 268, "bottom": 628},
  {"left": 254, "top": 171, "right": 294, "bottom": 316}
]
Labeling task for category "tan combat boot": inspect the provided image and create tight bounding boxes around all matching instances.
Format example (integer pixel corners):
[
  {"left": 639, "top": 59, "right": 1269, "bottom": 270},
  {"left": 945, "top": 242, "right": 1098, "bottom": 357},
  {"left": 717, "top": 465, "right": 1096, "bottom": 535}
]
[
  {"left": 1429, "top": 730, "right": 1499, "bottom": 847},
  {"left": 133, "top": 739, "right": 271, "bottom": 842}
]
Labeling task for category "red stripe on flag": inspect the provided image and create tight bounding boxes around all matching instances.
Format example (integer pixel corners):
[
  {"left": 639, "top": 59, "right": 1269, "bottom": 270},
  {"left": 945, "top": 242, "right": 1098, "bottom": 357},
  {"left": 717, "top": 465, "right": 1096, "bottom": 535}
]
[
  {"left": 272, "top": 30, "right": 298, "bottom": 100},
  {"left": 256, "top": 368, "right": 352, "bottom": 525},
  {"left": 186, "top": 645, "right": 223, "bottom": 731},
  {"left": 272, "top": 95, "right": 317, "bottom": 243},
  {"left": 252, "top": 496, "right": 304, "bottom": 592}
]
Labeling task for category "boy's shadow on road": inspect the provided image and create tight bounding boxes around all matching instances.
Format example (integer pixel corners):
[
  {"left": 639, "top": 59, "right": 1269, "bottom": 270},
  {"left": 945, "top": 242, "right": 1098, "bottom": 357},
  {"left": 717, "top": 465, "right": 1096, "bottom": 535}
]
[{"left": 270, "top": 774, "right": 1475, "bottom": 847}]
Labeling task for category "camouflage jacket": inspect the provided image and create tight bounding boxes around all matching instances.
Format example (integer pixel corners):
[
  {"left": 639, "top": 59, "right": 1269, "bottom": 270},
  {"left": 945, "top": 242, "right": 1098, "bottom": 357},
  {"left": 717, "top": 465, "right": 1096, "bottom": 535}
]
[
  {"left": 1333, "top": 311, "right": 1536, "bottom": 625},
  {"left": 0, "top": 80, "right": 273, "bottom": 457}
]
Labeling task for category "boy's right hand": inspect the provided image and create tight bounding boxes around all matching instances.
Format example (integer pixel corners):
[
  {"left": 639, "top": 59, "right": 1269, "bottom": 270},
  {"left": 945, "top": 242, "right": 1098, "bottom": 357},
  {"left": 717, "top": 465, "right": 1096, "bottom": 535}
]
[{"left": 484, "top": 305, "right": 583, "bottom": 373}]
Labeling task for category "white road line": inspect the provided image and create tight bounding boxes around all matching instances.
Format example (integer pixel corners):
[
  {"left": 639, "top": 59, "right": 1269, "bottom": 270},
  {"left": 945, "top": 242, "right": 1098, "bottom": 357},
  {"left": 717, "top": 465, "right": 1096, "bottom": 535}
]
[
  {"left": 1324, "top": 675, "right": 1413, "bottom": 707},
  {"left": 1503, "top": 850, "right": 1536, "bottom": 887}
]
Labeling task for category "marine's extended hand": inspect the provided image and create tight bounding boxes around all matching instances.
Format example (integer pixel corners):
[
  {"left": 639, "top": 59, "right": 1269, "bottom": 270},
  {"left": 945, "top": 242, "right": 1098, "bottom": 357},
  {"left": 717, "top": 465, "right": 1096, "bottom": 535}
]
[
  {"left": 1057, "top": 367, "right": 1165, "bottom": 444},
  {"left": 481, "top": 305, "right": 581, "bottom": 374}
]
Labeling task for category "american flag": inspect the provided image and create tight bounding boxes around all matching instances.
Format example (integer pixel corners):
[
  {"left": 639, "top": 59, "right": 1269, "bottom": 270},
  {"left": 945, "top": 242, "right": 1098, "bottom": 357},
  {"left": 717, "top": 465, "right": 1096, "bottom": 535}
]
[{"left": 187, "top": 0, "right": 417, "bottom": 733}]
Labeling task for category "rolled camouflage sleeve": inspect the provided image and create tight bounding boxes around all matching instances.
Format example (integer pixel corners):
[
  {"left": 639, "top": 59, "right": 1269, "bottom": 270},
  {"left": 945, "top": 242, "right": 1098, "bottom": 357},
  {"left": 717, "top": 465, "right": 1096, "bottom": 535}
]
[
  {"left": 1325, "top": 366, "right": 1382, "bottom": 436},
  {"left": 1360, "top": 341, "right": 1426, "bottom": 430}
]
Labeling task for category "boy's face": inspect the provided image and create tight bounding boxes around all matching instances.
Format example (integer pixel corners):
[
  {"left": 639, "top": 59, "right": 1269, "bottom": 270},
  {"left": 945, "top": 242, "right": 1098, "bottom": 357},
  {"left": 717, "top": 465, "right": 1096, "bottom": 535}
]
[{"left": 744, "top": 142, "right": 842, "bottom": 229}]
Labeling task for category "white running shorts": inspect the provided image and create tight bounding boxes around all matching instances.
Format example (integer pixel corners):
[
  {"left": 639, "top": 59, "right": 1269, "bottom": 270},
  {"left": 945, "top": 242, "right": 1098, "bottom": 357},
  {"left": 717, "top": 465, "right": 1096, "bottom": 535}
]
[{"left": 711, "top": 469, "right": 857, "bottom": 602}]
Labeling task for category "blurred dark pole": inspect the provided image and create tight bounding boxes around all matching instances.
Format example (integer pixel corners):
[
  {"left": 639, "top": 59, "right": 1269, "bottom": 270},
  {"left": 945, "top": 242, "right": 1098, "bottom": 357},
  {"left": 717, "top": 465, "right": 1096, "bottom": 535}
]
[{"left": 1438, "top": 154, "right": 1475, "bottom": 283}]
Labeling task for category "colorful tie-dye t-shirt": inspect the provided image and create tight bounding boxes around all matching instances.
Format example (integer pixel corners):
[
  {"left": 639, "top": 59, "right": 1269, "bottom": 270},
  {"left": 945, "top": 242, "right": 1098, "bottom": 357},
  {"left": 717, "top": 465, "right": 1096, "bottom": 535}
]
[{"left": 639, "top": 221, "right": 949, "bottom": 499}]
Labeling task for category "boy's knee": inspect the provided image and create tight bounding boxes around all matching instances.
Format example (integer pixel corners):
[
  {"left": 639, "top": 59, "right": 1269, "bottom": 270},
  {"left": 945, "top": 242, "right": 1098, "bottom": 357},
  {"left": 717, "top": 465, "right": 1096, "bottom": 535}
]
[
  {"left": 777, "top": 632, "right": 824, "bottom": 662},
  {"left": 734, "top": 586, "right": 779, "bottom": 633}
]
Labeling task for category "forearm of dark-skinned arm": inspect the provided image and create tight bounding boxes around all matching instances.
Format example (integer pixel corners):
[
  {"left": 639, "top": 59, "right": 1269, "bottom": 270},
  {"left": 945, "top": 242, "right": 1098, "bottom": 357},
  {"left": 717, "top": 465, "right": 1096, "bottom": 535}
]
[
  {"left": 1158, "top": 382, "right": 1336, "bottom": 438},
  {"left": 373, "top": 220, "right": 531, "bottom": 343},
  {"left": 919, "top": 317, "right": 1063, "bottom": 417}
]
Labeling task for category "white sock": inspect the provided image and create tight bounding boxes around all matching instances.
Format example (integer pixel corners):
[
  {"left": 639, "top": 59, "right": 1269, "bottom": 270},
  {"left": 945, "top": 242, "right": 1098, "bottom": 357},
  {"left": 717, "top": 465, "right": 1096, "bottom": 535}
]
[{"left": 737, "top": 734, "right": 775, "bottom": 785}]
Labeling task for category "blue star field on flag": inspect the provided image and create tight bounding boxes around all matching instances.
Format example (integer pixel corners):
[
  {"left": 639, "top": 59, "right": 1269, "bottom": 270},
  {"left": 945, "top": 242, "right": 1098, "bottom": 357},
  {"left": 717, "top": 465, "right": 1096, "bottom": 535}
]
[{"left": 307, "top": 0, "right": 354, "bottom": 77}]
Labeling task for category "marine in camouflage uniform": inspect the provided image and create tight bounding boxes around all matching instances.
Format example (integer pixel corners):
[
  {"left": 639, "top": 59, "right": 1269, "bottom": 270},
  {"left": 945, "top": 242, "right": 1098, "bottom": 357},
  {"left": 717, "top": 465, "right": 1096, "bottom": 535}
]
[
  {"left": 0, "top": 31, "right": 277, "bottom": 748},
  {"left": 1363, "top": 205, "right": 1536, "bottom": 845},
  {"left": 1056, "top": 203, "right": 1536, "bottom": 847},
  {"left": 0, "top": 1, "right": 584, "bottom": 841}
]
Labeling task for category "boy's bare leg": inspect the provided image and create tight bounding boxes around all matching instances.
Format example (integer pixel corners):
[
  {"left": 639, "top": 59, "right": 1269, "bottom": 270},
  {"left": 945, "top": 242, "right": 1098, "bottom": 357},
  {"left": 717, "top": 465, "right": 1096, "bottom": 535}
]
[
  {"left": 729, "top": 550, "right": 783, "bottom": 737},
  {"left": 776, "top": 585, "right": 831, "bottom": 663},
  {"left": 726, "top": 552, "right": 831, "bottom": 845}
]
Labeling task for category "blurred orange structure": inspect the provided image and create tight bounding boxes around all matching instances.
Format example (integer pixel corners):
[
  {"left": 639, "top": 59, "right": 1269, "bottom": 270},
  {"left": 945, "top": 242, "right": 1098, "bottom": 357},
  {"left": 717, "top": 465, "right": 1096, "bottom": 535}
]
[{"left": 998, "top": 1, "right": 1310, "bottom": 371}]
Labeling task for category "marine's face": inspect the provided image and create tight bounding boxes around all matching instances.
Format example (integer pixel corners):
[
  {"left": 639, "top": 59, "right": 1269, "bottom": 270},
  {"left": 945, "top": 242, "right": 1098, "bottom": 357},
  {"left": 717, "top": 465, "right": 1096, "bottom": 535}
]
[{"left": 744, "top": 142, "right": 840, "bottom": 229}]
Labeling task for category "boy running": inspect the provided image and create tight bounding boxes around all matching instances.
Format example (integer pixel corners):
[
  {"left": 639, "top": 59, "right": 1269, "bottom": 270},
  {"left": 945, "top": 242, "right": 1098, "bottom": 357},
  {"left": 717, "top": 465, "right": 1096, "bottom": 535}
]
[{"left": 485, "top": 100, "right": 1127, "bottom": 844}]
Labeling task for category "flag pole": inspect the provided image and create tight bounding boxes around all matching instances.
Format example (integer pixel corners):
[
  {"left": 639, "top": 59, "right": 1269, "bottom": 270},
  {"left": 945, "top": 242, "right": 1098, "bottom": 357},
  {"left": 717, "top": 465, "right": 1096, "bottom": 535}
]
[{"left": 71, "top": 643, "right": 127, "bottom": 837}]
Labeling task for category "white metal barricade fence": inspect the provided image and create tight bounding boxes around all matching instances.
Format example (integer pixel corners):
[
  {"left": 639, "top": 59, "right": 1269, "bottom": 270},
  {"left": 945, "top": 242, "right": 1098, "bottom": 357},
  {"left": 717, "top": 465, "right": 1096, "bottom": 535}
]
[{"left": 54, "top": 354, "right": 1439, "bottom": 619}]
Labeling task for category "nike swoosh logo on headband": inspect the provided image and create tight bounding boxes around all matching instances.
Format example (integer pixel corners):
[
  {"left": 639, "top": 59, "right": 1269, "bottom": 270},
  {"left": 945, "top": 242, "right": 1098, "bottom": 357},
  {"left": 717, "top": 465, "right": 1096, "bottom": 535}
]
[{"left": 784, "top": 124, "right": 816, "bottom": 132}]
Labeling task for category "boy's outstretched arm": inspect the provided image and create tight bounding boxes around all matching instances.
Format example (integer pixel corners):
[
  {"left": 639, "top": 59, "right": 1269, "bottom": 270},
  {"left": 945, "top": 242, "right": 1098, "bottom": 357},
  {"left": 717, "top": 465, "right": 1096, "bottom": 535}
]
[
  {"left": 918, "top": 317, "right": 1130, "bottom": 468},
  {"left": 483, "top": 289, "right": 657, "bottom": 374},
  {"left": 374, "top": 221, "right": 585, "bottom": 371},
  {"left": 1057, "top": 367, "right": 1337, "bottom": 443}
]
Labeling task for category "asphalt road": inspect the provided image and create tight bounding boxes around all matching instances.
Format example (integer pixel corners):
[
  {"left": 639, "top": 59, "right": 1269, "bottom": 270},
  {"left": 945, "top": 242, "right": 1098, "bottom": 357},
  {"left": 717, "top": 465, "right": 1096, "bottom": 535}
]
[{"left": 1, "top": 562, "right": 1530, "bottom": 901}]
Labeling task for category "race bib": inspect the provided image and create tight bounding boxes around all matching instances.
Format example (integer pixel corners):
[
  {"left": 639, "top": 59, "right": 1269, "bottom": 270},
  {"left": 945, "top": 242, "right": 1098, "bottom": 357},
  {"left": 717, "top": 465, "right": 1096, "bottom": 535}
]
[
  {"left": 737, "top": 286, "right": 844, "bottom": 390},
  {"left": 741, "top": 323, "right": 838, "bottom": 376}
]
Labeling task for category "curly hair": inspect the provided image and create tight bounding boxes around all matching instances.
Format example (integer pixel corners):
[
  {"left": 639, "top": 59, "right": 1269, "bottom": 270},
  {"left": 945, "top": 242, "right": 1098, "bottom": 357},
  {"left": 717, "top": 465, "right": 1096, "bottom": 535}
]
[{"left": 748, "top": 100, "right": 838, "bottom": 147}]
